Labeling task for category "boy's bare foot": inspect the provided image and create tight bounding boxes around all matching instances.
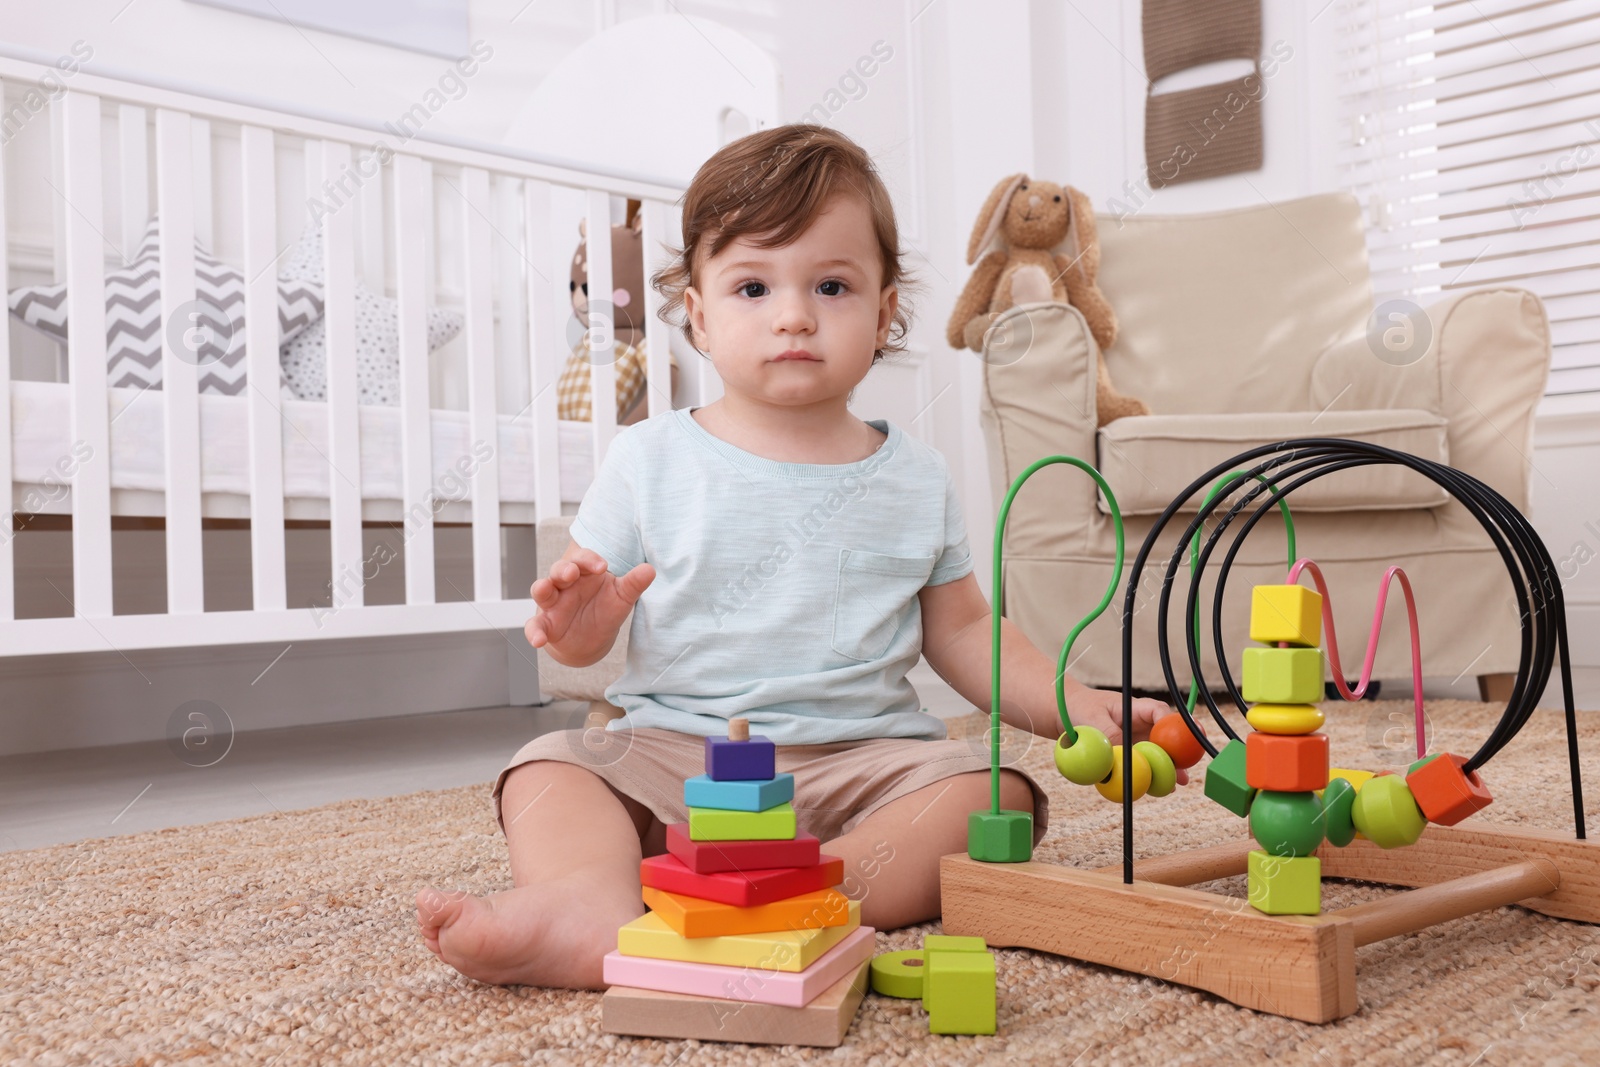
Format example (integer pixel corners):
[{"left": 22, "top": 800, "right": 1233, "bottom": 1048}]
[{"left": 416, "top": 873, "right": 644, "bottom": 990}]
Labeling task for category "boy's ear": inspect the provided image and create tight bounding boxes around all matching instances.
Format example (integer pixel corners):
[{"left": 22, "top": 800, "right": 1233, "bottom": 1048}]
[
  {"left": 684, "top": 285, "right": 709, "bottom": 350},
  {"left": 876, "top": 284, "right": 899, "bottom": 348}
]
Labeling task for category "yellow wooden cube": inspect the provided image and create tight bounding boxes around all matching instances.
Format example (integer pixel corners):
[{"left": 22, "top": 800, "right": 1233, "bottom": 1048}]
[
  {"left": 1247, "top": 850, "right": 1321, "bottom": 915},
  {"left": 1249, "top": 585, "right": 1323, "bottom": 647}
]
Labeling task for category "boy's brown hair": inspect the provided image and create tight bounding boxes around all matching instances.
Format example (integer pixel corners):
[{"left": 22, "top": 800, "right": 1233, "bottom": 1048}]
[{"left": 651, "top": 123, "right": 917, "bottom": 365}]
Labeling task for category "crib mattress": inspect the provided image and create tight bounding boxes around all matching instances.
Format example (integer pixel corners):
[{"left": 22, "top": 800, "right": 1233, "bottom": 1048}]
[{"left": 9, "top": 381, "right": 598, "bottom": 523}]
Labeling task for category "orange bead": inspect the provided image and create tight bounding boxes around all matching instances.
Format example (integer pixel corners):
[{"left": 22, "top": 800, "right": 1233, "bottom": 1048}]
[
  {"left": 1150, "top": 713, "right": 1206, "bottom": 769},
  {"left": 1245, "top": 731, "right": 1329, "bottom": 792},
  {"left": 1405, "top": 752, "right": 1493, "bottom": 826}
]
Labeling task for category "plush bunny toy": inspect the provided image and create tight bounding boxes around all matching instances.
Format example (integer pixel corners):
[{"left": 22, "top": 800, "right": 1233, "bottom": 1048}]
[{"left": 946, "top": 173, "right": 1149, "bottom": 425}]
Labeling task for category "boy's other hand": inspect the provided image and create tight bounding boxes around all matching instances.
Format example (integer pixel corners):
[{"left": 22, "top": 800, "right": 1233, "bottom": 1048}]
[
  {"left": 524, "top": 546, "right": 655, "bottom": 664},
  {"left": 1065, "top": 687, "right": 1190, "bottom": 786}
]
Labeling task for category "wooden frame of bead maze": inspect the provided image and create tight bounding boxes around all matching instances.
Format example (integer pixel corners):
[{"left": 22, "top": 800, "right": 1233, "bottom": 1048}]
[{"left": 939, "top": 440, "right": 1599, "bottom": 1024}]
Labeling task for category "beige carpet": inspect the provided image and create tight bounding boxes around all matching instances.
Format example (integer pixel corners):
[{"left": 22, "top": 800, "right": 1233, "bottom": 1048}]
[{"left": 3, "top": 699, "right": 1599, "bottom": 1066}]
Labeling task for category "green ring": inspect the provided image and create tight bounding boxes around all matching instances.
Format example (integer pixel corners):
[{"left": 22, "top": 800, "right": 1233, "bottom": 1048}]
[
  {"left": 1322, "top": 776, "right": 1357, "bottom": 847},
  {"left": 870, "top": 950, "right": 926, "bottom": 998},
  {"left": 1134, "top": 741, "right": 1177, "bottom": 797}
]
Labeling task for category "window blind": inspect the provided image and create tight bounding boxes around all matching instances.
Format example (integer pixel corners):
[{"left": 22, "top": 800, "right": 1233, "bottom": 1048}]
[{"left": 1335, "top": 0, "right": 1600, "bottom": 401}]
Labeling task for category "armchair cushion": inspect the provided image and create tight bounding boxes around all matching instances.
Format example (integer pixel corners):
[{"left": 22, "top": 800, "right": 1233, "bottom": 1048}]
[{"left": 1094, "top": 409, "right": 1451, "bottom": 516}]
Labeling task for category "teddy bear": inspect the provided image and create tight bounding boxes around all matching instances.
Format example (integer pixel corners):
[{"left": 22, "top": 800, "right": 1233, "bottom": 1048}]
[
  {"left": 556, "top": 198, "right": 679, "bottom": 425},
  {"left": 946, "top": 173, "right": 1149, "bottom": 425}
]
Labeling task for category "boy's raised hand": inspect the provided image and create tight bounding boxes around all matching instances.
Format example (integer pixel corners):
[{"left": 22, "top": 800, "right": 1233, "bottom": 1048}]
[
  {"left": 524, "top": 543, "right": 655, "bottom": 665},
  {"left": 1066, "top": 686, "right": 1191, "bottom": 785}
]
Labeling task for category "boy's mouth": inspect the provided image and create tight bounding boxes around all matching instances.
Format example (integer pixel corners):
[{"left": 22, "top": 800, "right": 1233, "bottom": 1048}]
[{"left": 773, "top": 350, "right": 819, "bottom": 361}]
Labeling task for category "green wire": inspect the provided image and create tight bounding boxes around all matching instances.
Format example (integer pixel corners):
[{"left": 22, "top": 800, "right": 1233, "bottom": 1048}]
[{"left": 989, "top": 456, "right": 1124, "bottom": 814}]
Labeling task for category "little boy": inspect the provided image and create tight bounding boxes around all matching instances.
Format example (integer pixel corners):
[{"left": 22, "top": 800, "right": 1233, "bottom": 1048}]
[{"left": 418, "top": 123, "right": 1173, "bottom": 989}]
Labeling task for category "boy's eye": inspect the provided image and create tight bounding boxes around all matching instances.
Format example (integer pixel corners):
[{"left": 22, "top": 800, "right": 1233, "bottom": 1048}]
[
  {"left": 819, "top": 279, "right": 848, "bottom": 296},
  {"left": 739, "top": 281, "right": 767, "bottom": 298}
]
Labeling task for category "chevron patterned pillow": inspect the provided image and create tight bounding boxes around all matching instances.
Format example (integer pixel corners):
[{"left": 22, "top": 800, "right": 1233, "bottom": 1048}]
[
  {"left": 276, "top": 221, "right": 464, "bottom": 406},
  {"left": 6, "top": 216, "right": 324, "bottom": 396}
]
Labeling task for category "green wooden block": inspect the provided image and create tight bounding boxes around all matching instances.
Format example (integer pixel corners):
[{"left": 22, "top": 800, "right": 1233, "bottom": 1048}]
[
  {"left": 1241, "top": 646, "right": 1324, "bottom": 704},
  {"left": 924, "top": 949, "right": 997, "bottom": 1035},
  {"left": 687, "top": 801, "right": 796, "bottom": 841},
  {"left": 1203, "top": 738, "right": 1257, "bottom": 817},
  {"left": 924, "top": 935, "right": 988, "bottom": 954},
  {"left": 967, "top": 810, "right": 1032, "bottom": 863},
  {"left": 1247, "top": 849, "right": 1321, "bottom": 915}
]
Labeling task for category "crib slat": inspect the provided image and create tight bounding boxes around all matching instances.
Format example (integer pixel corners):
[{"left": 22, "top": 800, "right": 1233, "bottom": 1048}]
[
  {"left": 0, "top": 80, "right": 14, "bottom": 620},
  {"left": 60, "top": 92, "right": 114, "bottom": 618},
  {"left": 640, "top": 198, "right": 673, "bottom": 419},
  {"left": 492, "top": 175, "right": 528, "bottom": 415},
  {"left": 524, "top": 179, "right": 562, "bottom": 522},
  {"left": 461, "top": 166, "right": 502, "bottom": 601},
  {"left": 358, "top": 151, "right": 385, "bottom": 292},
  {"left": 584, "top": 188, "right": 619, "bottom": 463},
  {"left": 156, "top": 108, "right": 205, "bottom": 614},
  {"left": 241, "top": 124, "right": 286, "bottom": 612},
  {"left": 394, "top": 153, "right": 435, "bottom": 605},
  {"left": 190, "top": 117, "right": 213, "bottom": 252},
  {"left": 118, "top": 105, "right": 148, "bottom": 260},
  {"left": 321, "top": 139, "right": 365, "bottom": 611}
]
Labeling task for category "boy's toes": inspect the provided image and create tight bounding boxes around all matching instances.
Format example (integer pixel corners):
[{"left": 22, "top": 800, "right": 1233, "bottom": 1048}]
[{"left": 416, "top": 885, "right": 468, "bottom": 953}]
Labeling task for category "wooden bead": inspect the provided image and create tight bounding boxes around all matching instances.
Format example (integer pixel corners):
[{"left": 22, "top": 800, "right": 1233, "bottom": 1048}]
[
  {"left": 1247, "top": 850, "right": 1321, "bottom": 915},
  {"left": 1095, "top": 745, "right": 1151, "bottom": 802},
  {"left": 1245, "top": 731, "right": 1329, "bottom": 792},
  {"left": 1249, "top": 584, "right": 1323, "bottom": 646},
  {"left": 1350, "top": 774, "right": 1426, "bottom": 848},
  {"left": 1249, "top": 790, "right": 1325, "bottom": 857},
  {"left": 1245, "top": 702, "right": 1326, "bottom": 736},
  {"left": 1133, "top": 740, "right": 1177, "bottom": 797},
  {"left": 1054, "top": 726, "right": 1114, "bottom": 785},
  {"left": 1241, "top": 647, "right": 1325, "bottom": 704},
  {"left": 1203, "top": 737, "right": 1257, "bottom": 817},
  {"left": 967, "top": 810, "right": 1033, "bottom": 863},
  {"left": 1328, "top": 767, "right": 1375, "bottom": 792},
  {"left": 1149, "top": 713, "right": 1206, "bottom": 769},
  {"left": 1405, "top": 752, "right": 1493, "bottom": 826},
  {"left": 1321, "top": 776, "right": 1357, "bottom": 847}
]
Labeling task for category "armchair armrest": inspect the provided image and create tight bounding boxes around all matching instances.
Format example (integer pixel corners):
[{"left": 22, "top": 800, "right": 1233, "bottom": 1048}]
[
  {"left": 1311, "top": 288, "right": 1549, "bottom": 512},
  {"left": 976, "top": 301, "right": 1102, "bottom": 550}
]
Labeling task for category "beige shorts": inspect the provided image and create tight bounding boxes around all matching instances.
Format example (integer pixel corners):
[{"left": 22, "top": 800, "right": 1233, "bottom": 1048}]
[{"left": 491, "top": 725, "right": 1051, "bottom": 847}]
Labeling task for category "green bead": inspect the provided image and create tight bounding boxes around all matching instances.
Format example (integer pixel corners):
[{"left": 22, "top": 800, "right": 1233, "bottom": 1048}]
[
  {"left": 1249, "top": 790, "right": 1325, "bottom": 857},
  {"left": 1241, "top": 646, "right": 1325, "bottom": 704},
  {"left": 1054, "top": 726, "right": 1113, "bottom": 785},
  {"left": 1407, "top": 753, "right": 1441, "bottom": 776},
  {"left": 1247, "top": 850, "right": 1322, "bottom": 915},
  {"left": 967, "top": 810, "right": 1033, "bottom": 862},
  {"left": 1351, "top": 774, "right": 1427, "bottom": 849},
  {"left": 1203, "top": 738, "right": 1257, "bottom": 817},
  {"left": 1134, "top": 741, "right": 1177, "bottom": 797},
  {"left": 1321, "top": 776, "right": 1357, "bottom": 847}
]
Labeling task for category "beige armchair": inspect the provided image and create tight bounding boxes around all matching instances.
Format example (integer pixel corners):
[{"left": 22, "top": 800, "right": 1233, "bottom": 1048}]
[{"left": 975, "top": 192, "right": 1551, "bottom": 695}]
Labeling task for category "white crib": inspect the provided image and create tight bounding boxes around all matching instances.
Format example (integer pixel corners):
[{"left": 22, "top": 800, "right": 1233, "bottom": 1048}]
[{"left": 0, "top": 50, "right": 694, "bottom": 660}]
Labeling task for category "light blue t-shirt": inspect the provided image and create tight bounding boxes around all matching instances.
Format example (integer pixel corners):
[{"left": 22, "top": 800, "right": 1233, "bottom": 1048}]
[{"left": 568, "top": 406, "right": 974, "bottom": 745}]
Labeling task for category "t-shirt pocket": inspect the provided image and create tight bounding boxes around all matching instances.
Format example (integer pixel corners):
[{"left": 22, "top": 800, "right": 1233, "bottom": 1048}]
[{"left": 831, "top": 548, "right": 937, "bottom": 662}]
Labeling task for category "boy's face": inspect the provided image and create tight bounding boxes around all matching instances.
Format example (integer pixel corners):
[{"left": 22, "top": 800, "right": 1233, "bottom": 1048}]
[{"left": 683, "top": 191, "right": 897, "bottom": 410}]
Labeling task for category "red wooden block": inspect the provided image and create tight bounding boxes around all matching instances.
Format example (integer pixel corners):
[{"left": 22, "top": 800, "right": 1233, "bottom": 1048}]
[
  {"left": 1245, "top": 731, "right": 1329, "bottom": 792},
  {"left": 665, "top": 822, "right": 822, "bottom": 874},
  {"left": 640, "top": 852, "right": 845, "bottom": 908},
  {"left": 1405, "top": 752, "right": 1493, "bottom": 825}
]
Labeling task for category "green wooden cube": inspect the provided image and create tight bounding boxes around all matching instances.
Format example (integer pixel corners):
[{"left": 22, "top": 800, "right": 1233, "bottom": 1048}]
[
  {"left": 1247, "top": 849, "right": 1321, "bottom": 915},
  {"left": 924, "top": 935, "right": 988, "bottom": 954},
  {"left": 967, "top": 810, "right": 1032, "bottom": 863},
  {"left": 1203, "top": 738, "right": 1258, "bottom": 817},
  {"left": 924, "top": 949, "right": 997, "bottom": 1035},
  {"left": 1241, "top": 646, "right": 1324, "bottom": 704},
  {"left": 687, "top": 801, "right": 796, "bottom": 841}
]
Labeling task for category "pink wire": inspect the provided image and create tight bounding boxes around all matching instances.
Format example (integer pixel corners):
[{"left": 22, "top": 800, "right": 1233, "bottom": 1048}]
[{"left": 1286, "top": 558, "right": 1426, "bottom": 760}]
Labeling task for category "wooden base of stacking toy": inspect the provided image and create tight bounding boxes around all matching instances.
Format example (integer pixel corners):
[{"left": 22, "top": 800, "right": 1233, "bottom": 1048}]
[
  {"left": 940, "top": 824, "right": 1600, "bottom": 1023},
  {"left": 602, "top": 957, "right": 872, "bottom": 1047}
]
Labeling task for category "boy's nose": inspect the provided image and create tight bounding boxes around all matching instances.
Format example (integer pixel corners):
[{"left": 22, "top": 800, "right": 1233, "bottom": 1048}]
[{"left": 771, "top": 294, "right": 816, "bottom": 333}]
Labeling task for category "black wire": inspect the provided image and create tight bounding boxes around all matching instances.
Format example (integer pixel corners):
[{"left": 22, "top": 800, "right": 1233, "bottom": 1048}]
[{"left": 1118, "top": 438, "right": 1584, "bottom": 885}]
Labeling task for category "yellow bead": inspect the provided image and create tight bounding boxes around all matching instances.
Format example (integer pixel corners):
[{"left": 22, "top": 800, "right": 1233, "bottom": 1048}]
[
  {"left": 1329, "top": 767, "right": 1375, "bottom": 791},
  {"left": 1245, "top": 703, "right": 1326, "bottom": 735},
  {"left": 1250, "top": 585, "right": 1323, "bottom": 646},
  {"left": 1095, "top": 745, "right": 1151, "bottom": 802}
]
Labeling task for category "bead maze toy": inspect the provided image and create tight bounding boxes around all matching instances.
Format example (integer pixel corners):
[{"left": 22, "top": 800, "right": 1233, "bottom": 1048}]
[
  {"left": 941, "top": 439, "right": 1597, "bottom": 1023},
  {"left": 601, "top": 718, "right": 876, "bottom": 1048}
]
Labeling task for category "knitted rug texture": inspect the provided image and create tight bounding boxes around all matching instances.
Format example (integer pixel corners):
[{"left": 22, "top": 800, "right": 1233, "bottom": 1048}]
[{"left": 3, "top": 699, "right": 1598, "bottom": 1066}]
